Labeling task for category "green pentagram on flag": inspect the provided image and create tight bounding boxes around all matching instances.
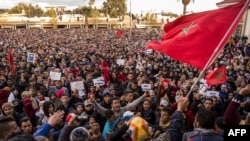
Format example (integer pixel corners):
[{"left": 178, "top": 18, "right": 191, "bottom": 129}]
[
  {"left": 214, "top": 71, "right": 224, "bottom": 79},
  {"left": 182, "top": 21, "right": 196, "bottom": 35}
]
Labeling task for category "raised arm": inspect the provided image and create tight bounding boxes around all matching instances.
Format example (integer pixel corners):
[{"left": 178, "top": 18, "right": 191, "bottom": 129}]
[
  {"left": 34, "top": 111, "right": 64, "bottom": 137},
  {"left": 58, "top": 114, "right": 78, "bottom": 141},
  {"left": 151, "top": 98, "right": 189, "bottom": 141},
  {"left": 89, "top": 95, "right": 107, "bottom": 118},
  {"left": 224, "top": 84, "right": 249, "bottom": 125},
  {"left": 123, "top": 91, "right": 148, "bottom": 111}
]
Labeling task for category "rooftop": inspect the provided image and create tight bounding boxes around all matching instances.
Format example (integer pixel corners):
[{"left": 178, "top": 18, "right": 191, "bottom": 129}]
[{"left": 216, "top": 0, "right": 241, "bottom": 6}]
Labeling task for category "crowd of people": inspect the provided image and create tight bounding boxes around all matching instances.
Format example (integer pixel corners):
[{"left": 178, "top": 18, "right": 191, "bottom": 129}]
[{"left": 0, "top": 28, "right": 250, "bottom": 141}]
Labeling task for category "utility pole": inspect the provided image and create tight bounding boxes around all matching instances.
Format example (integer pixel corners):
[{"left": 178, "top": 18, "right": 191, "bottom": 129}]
[{"left": 129, "top": 0, "right": 132, "bottom": 39}]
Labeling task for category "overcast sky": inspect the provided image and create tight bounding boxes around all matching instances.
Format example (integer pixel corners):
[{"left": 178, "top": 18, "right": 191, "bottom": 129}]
[{"left": 0, "top": 0, "right": 222, "bottom": 15}]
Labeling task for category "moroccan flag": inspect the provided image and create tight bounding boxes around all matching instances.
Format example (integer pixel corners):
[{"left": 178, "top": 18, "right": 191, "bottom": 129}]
[
  {"left": 205, "top": 66, "right": 227, "bottom": 86},
  {"left": 7, "top": 49, "right": 15, "bottom": 75},
  {"left": 102, "top": 60, "right": 110, "bottom": 86},
  {"left": 147, "top": 0, "right": 249, "bottom": 70},
  {"left": 116, "top": 29, "right": 123, "bottom": 37}
]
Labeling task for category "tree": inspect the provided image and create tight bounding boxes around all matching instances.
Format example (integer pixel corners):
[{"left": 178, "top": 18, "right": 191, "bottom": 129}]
[
  {"left": 89, "top": 0, "right": 95, "bottom": 7},
  {"left": 78, "top": 7, "right": 100, "bottom": 17},
  {"left": 9, "top": 3, "right": 43, "bottom": 17},
  {"left": 143, "top": 12, "right": 157, "bottom": 26},
  {"left": 102, "top": 0, "right": 127, "bottom": 19},
  {"left": 0, "top": 9, "right": 8, "bottom": 14},
  {"left": 44, "top": 8, "right": 58, "bottom": 28},
  {"left": 80, "top": 6, "right": 92, "bottom": 32},
  {"left": 177, "top": 0, "right": 195, "bottom": 15},
  {"left": 90, "top": 7, "right": 100, "bottom": 17},
  {"left": 44, "top": 8, "right": 57, "bottom": 18},
  {"left": 161, "top": 11, "right": 180, "bottom": 18}
]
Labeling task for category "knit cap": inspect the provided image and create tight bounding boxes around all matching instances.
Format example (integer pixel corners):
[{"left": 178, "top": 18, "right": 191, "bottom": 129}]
[
  {"left": 56, "top": 89, "right": 65, "bottom": 98},
  {"left": 1, "top": 102, "right": 14, "bottom": 110},
  {"left": 0, "top": 89, "right": 11, "bottom": 107},
  {"left": 70, "top": 127, "right": 89, "bottom": 141}
]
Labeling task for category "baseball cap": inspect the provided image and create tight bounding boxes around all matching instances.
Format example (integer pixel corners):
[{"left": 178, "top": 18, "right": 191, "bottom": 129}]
[
  {"left": 84, "top": 100, "right": 93, "bottom": 106},
  {"left": 123, "top": 111, "right": 134, "bottom": 121},
  {"left": 160, "top": 99, "right": 169, "bottom": 107}
]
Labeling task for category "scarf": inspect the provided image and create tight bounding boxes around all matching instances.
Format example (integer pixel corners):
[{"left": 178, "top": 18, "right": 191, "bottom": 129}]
[
  {"left": 159, "top": 120, "right": 170, "bottom": 129},
  {"left": 143, "top": 109, "right": 152, "bottom": 118}
]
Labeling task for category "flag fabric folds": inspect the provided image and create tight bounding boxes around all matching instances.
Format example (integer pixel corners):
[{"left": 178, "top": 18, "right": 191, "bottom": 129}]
[
  {"left": 205, "top": 66, "right": 227, "bottom": 86},
  {"left": 102, "top": 60, "right": 110, "bottom": 86},
  {"left": 147, "top": 0, "right": 249, "bottom": 70},
  {"left": 116, "top": 29, "right": 123, "bottom": 37},
  {"left": 7, "top": 49, "right": 15, "bottom": 75}
]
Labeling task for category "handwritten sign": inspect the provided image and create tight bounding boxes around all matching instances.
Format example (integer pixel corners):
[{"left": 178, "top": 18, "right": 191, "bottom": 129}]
[
  {"left": 117, "top": 59, "right": 125, "bottom": 66},
  {"left": 93, "top": 77, "right": 105, "bottom": 86},
  {"left": 49, "top": 71, "right": 61, "bottom": 80},
  {"left": 206, "top": 91, "right": 219, "bottom": 98},
  {"left": 146, "top": 49, "right": 153, "bottom": 54},
  {"left": 141, "top": 84, "right": 151, "bottom": 91},
  {"left": 79, "top": 90, "right": 86, "bottom": 97},
  {"left": 70, "top": 81, "right": 85, "bottom": 91}
]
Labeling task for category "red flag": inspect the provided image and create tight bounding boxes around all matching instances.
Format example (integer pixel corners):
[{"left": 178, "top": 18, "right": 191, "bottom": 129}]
[
  {"left": 7, "top": 49, "right": 15, "bottom": 75},
  {"left": 205, "top": 66, "right": 227, "bottom": 86},
  {"left": 116, "top": 29, "right": 123, "bottom": 37},
  {"left": 102, "top": 60, "right": 110, "bottom": 86},
  {"left": 147, "top": 0, "right": 249, "bottom": 70}
]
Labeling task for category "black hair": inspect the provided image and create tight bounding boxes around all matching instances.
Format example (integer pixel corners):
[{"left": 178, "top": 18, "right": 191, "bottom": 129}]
[
  {"left": 0, "top": 116, "right": 15, "bottom": 139},
  {"left": 20, "top": 117, "right": 31, "bottom": 124},
  {"left": 204, "top": 98, "right": 213, "bottom": 103},
  {"left": 215, "top": 117, "right": 225, "bottom": 129},
  {"left": 48, "top": 90, "right": 56, "bottom": 97},
  {"left": 105, "top": 109, "right": 114, "bottom": 119},
  {"left": 162, "top": 107, "right": 174, "bottom": 116},
  {"left": 36, "top": 90, "right": 44, "bottom": 96},
  {"left": 6, "top": 134, "right": 36, "bottom": 141},
  {"left": 43, "top": 101, "right": 55, "bottom": 117},
  {"left": 196, "top": 109, "right": 216, "bottom": 129},
  {"left": 111, "top": 97, "right": 120, "bottom": 104},
  {"left": 11, "top": 87, "right": 20, "bottom": 92},
  {"left": 35, "top": 135, "right": 48, "bottom": 141}
]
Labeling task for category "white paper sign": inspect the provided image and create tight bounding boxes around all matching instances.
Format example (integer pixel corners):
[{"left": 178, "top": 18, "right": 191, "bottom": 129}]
[
  {"left": 27, "top": 52, "right": 36, "bottom": 62},
  {"left": 146, "top": 49, "right": 153, "bottom": 54},
  {"left": 117, "top": 59, "right": 125, "bottom": 66},
  {"left": 206, "top": 91, "right": 219, "bottom": 98},
  {"left": 93, "top": 77, "right": 105, "bottom": 86},
  {"left": 79, "top": 90, "right": 86, "bottom": 97},
  {"left": 70, "top": 81, "right": 85, "bottom": 91},
  {"left": 141, "top": 84, "right": 151, "bottom": 91},
  {"left": 49, "top": 71, "right": 61, "bottom": 80}
]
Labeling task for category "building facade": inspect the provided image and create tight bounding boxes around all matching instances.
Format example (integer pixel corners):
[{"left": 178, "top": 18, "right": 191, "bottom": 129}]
[{"left": 217, "top": 0, "right": 250, "bottom": 42}]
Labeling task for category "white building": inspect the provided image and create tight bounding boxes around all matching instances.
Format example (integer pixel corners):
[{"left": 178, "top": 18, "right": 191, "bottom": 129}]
[{"left": 217, "top": 0, "right": 250, "bottom": 42}]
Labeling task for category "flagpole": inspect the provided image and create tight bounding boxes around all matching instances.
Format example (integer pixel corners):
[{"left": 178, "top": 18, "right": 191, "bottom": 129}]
[
  {"left": 129, "top": 0, "right": 132, "bottom": 39},
  {"left": 185, "top": 0, "right": 250, "bottom": 98}
]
